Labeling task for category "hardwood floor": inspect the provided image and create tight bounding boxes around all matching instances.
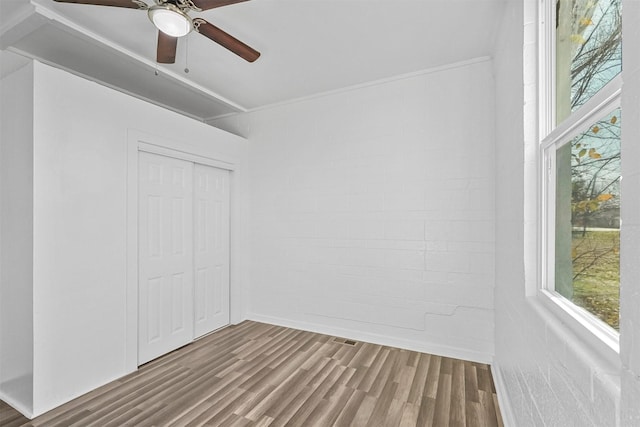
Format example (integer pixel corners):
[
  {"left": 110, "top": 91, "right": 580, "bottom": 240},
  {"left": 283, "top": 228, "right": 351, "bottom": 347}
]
[{"left": 1, "top": 321, "right": 503, "bottom": 426}]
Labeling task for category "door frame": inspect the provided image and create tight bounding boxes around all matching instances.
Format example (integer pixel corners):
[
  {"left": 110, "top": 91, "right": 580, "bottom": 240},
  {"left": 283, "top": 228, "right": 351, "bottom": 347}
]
[{"left": 125, "top": 130, "right": 235, "bottom": 372}]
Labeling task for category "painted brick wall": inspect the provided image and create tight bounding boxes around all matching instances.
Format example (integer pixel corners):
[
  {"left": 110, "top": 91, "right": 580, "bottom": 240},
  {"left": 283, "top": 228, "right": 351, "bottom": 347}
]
[
  {"left": 620, "top": 0, "right": 640, "bottom": 424},
  {"left": 213, "top": 59, "right": 496, "bottom": 362},
  {"left": 492, "top": 1, "right": 629, "bottom": 425}
]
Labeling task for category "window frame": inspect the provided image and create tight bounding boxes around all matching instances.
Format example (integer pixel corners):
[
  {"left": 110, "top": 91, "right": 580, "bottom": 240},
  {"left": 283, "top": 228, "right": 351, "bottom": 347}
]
[{"left": 537, "top": 0, "right": 621, "bottom": 362}]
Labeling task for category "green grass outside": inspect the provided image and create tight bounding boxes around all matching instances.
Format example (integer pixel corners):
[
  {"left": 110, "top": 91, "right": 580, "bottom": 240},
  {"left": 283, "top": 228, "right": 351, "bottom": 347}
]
[{"left": 572, "top": 230, "right": 620, "bottom": 330}]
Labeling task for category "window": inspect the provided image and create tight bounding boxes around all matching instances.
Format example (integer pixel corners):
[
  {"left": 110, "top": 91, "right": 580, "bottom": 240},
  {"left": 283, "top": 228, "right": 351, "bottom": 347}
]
[{"left": 541, "top": 0, "right": 622, "bottom": 337}]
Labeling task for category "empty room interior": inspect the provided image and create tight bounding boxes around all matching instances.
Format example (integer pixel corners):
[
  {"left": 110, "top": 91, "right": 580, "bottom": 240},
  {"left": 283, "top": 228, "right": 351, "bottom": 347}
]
[{"left": 1, "top": 0, "right": 639, "bottom": 425}]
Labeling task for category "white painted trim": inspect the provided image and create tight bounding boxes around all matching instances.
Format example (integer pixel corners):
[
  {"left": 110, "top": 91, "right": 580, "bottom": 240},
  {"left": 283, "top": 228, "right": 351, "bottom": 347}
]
[
  {"left": 125, "top": 132, "right": 139, "bottom": 374},
  {"left": 523, "top": 0, "right": 541, "bottom": 298},
  {"left": 207, "top": 111, "right": 242, "bottom": 122},
  {"left": 204, "top": 56, "right": 493, "bottom": 122},
  {"left": 540, "top": 77, "right": 622, "bottom": 151},
  {"left": 125, "top": 129, "right": 237, "bottom": 372},
  {"left": 490, "top": 363, "right": 516, "bottom": 427},
  {"left": 226, "top": 172, "right": 244, "bottom": 326},
  {"left": 538, "top": 0, "right": 555, "bottom": 139},
  {"left": 540, "top": 145, "right": 554, "bottom": 295},
  {"left": 32, "top": 371, "right": 131, "bottom": 418},
  {"left": 538, "top": 290, "right": 620, "bottom": 366},
  {"left": 0, "top": 390, "right": 34, "bottom": 420},
  {"left": 529, "top": 292, "right": 622, "bottom": 370},
  {"left": 538, "top": 93, "right": 622, "bottom": 365},
  {"left": 246, "top": 313, "right": 494, "bottom": 365},
  {"left": 28, "top": 0, "right": 247, "bottom": 113},
  {"left": 137, "top": 142, "right": 235, "bottom": 171},
  {"left": 130, "top": 130, "right": 236, "bottom": 168}
]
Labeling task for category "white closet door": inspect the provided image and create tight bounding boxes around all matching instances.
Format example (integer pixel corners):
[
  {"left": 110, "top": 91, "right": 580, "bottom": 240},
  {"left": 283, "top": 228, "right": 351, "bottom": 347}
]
[
  {"left": 138, "top": 152, "right": 194, "bottom": 365},
  {"left": 193, "top": 164, "right": 230, "bottom": 338}
]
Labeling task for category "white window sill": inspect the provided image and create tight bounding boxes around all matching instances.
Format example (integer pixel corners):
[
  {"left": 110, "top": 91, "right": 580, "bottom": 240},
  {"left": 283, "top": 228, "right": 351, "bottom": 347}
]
[{"left": 533, "top": 289, "right": 620, "bottom": 369}]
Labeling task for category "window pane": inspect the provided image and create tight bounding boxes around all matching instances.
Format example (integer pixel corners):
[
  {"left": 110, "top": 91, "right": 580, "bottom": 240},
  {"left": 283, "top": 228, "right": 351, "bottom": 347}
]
[
  {"left": 555, "top": 109, "right": 620, "bottom": 330},
  {"left": 556, "top": 0, "right": 622, "bottom": 122}
]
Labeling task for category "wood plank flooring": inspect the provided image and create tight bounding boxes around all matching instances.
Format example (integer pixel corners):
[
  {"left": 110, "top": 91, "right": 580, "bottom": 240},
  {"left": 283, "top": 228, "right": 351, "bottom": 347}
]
[{"left": 0, "top": 321, "right": 503, "bottom": 426}]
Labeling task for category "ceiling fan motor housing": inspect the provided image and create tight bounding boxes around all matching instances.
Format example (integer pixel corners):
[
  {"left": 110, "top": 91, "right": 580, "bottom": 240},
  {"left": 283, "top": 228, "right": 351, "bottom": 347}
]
[{"left": 148, "top": 2, "right": 193, "bottom": 37}]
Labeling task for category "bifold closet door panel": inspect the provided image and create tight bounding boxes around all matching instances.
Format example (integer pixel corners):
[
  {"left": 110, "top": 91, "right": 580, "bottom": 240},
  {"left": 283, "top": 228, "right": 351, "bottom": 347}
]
[
  {"left": 194, "top": 164, "right": 230, "bottom": 338},
  {"left": 138, "top": 151, "right": 195, "bottom": 365}
]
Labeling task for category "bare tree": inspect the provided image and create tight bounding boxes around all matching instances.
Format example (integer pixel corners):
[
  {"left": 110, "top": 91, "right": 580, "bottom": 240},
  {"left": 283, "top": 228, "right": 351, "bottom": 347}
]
[
  {"left": 570, "top": 0, "right": 621, "bottom": 110},
  {"left": 556, "top": 0, "right": 621, "bottom": 328}
]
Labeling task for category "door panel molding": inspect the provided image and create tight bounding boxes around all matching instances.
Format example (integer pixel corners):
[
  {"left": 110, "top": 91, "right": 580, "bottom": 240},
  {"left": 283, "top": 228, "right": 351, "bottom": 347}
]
[
  {"left": 193, "top": 164, "right": 230, "bottom": 338},
  {"left": 138, "top": 152, "right": 195, "bottom": 365},
  {"left": 126, "top": 130, "right": 234, "bottom": 372}
]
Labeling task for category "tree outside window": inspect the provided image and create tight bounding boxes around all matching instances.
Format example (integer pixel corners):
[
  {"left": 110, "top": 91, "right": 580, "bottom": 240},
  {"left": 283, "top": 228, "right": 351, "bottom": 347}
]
[{"left": 554, "top": 0, "right": 621, "bottom": 330}]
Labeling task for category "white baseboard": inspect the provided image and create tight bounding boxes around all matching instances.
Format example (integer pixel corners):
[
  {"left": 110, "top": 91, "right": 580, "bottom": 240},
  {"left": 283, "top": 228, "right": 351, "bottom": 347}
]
[
  {"left": 0, "top": 389, "right": 33, "bottom": 419},
  {"left": 490, "top": 362, "right": 516, "bottom": 427},
  {"left": 246, "top": 312, "right": 493, "bottom": 364}
]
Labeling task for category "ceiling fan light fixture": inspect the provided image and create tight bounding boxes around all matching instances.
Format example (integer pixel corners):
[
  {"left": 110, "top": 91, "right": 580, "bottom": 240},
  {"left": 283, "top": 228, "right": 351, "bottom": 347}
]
[{"left": 148, "top": 4, "right": 192, "bottom": 38}]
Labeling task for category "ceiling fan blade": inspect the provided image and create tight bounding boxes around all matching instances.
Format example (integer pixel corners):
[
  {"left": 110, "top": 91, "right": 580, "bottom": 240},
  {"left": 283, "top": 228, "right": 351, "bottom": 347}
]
[
  {"left": 193, "top": 19, "right": 260, "bottom": 63},
  {"left": 53, "top": 0, "right": 147, "bottom": 9},
  {"left": 190, "top": 0, "right": 249, "bottom": 11},
  {"left": 157, "top": 31, "right": 178, "bottom": 64}
]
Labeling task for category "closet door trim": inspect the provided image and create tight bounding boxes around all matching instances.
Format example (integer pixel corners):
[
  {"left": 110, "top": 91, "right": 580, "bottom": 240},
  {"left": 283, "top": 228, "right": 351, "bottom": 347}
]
[
  {"left": 125, "top": 130, "right": 235, "bottom": 373},
  {"left": 137, "top": 141, "right": 235, "bottom": 172}
]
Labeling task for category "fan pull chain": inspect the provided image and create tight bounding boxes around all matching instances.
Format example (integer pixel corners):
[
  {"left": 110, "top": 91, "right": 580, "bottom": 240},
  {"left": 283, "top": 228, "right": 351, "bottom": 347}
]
[{"left": 184, "top": 36, "right": 190, "bottom": 74}]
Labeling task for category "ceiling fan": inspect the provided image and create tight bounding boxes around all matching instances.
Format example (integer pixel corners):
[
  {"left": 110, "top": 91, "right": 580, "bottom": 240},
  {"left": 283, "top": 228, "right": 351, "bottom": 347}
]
[{"left": 52, "top": 0, "right": 260, "bottom": 64}]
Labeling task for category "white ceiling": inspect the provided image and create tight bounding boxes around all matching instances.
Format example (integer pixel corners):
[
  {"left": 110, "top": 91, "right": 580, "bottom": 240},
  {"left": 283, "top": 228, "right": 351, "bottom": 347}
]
[{"left": 1, "top": 0, "right": 506, "bottom": 121}]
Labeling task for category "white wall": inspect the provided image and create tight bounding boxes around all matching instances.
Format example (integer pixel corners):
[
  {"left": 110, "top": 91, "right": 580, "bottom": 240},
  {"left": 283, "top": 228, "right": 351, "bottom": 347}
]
[
  {"left": 492, "top": 1, "right": 626, "bottom": 426},
  {"left": 0, "top": 61, "right": 34, "bottom": 415},
  {"left": 213, "top": 59, "right": 496, "bottom": 362},
  {"left": 620, "top": 0, "right": 640, "bottom": 424},
  {"left": 1, "top": 61, "right": 250, "bottom": 417}
]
